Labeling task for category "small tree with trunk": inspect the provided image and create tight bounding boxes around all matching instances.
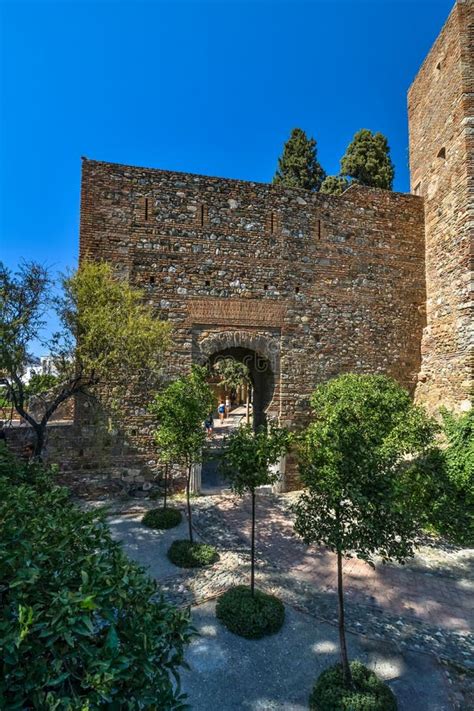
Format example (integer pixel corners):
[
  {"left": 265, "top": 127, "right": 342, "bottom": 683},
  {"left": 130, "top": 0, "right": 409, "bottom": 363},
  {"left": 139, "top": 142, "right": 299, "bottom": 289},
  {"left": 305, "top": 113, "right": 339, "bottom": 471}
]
[
  {"left": 0, "top": 261, "right": 170, "bottom": 459},
  {"left": 222, "top": 423, "right": 292, "bottom": 594},
  {"left": 216, "top": 422, "right": 292, "bottom": 639},
  {"left": 149, "top": 366, "right": 215, "bottom": 545},
  {"left": 155, "top": 452, "right": 173, "bottom": 511},
  {"left": 214, "top": 357, "right": 252, "bottom": 424},
  {"left": 294, "top": 374, "right": 435, "bottom": 691}
]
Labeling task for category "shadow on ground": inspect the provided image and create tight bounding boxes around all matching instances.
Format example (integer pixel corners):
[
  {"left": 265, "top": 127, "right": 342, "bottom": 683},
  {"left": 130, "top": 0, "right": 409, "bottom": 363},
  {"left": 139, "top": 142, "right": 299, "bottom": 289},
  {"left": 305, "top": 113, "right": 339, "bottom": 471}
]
[
  {"left": 108, "top": 512, "right": 194, "bottom": 580},
  {"left": 183, "top": 601, "right": 451, "bottom": 711}
]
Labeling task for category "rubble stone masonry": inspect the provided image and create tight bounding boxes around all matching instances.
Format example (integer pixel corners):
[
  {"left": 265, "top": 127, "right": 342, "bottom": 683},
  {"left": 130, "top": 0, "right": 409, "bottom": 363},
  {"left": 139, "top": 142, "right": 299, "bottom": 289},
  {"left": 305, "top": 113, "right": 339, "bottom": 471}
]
[
  {"left": 409, "top": 0, "right": 473, "bottom": 413},
  {"left": 79, "top": 159, "right": 425, "bottom": 488}
]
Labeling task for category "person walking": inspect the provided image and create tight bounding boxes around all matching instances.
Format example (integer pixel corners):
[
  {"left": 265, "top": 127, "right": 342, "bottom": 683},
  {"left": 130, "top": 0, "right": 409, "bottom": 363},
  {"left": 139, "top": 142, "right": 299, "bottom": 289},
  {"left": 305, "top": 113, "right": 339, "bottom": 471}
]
[
  {"left": 204, "top": 413, "right": 214, "bottom": 439},
  {"left": 218, "top": 400, "right": 225, "bottom": 425},
  {"left": 225, "top": 395, "right": 231, "bottom": 418}
]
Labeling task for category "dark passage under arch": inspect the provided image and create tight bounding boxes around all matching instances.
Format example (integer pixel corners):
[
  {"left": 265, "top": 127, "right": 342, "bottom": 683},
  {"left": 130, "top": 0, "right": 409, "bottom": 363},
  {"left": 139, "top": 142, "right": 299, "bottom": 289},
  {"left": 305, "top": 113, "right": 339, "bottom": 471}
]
[
  {"left": 200, "top": 346, "right": 275, "bottom": 493},
  {"left": 208, "top": 346, "right": 274, "bottom": 429}
]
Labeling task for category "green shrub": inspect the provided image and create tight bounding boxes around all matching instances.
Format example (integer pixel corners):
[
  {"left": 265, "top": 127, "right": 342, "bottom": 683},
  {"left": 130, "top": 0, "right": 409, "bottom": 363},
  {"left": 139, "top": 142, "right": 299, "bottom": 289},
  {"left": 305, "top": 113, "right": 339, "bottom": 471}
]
[
  {"left": 216, "top": 585, "right": 285, "bottom": 639},
  {"left": 414, "top": 409, "right": 473, "bottom": 545},
  {"left": 0, "top": 449, "right": 191, "bottom": 709},
  {"left": 441, "top": 410, "right": 473, "bottom": 542},
  {"left": 309, "top": 661, "right": 397, "bottom": 711},
  {"left": 143, "top": 506, "right": 182, "bottom": 529},
  {"left": 167, "top": 539, "right": 219, "bottom": 568}
]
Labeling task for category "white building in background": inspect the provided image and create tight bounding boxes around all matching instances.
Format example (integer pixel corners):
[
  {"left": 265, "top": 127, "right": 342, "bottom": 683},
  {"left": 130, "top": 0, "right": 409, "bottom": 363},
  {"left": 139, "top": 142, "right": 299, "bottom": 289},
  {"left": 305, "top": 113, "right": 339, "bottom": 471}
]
[{"left": 23, "top": 356, "right": 58, "bottom": 384}]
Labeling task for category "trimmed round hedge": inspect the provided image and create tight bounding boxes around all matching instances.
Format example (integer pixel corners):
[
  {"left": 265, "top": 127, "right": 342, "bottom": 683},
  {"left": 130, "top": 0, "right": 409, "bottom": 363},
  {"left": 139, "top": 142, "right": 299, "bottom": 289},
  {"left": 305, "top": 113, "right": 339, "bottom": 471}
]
[
  {"left": 167, "top": 539, "right": 219, "bottom": 568},
  {"left": 309, "top": 661, "right": 397, "bottom": 711},
  {"left": 142, "top": 507, "right": 182, "bottom": 530},
  {"left": 216, "top": 585, "right": 285, "bottom": 639}
]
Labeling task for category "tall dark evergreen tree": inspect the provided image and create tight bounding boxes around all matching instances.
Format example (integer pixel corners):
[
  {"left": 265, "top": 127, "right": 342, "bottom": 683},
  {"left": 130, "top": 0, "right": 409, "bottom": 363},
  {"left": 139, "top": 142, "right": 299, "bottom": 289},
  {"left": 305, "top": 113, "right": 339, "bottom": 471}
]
[
  {"left": 273, "top": 128, "right": 326, "bottom": 192},
  {"left": 340, "top": 128, "right": 395, "bottom": 190}
]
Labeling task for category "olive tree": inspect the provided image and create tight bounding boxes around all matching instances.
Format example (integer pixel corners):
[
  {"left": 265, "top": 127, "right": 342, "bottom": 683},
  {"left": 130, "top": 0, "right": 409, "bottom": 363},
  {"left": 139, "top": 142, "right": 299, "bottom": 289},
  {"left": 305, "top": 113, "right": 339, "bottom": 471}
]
[
  {"left": 150, "top": 366, "right": 215, "bottom": 543},
  {"left": 293, "top": 374, "right": 436, "bottom": 688},
  {"left": 0, "top": 261, "right": 170, "bottom": 458},
  {"left": 223, "top": 423, "right": 292, "bottom": 594}
]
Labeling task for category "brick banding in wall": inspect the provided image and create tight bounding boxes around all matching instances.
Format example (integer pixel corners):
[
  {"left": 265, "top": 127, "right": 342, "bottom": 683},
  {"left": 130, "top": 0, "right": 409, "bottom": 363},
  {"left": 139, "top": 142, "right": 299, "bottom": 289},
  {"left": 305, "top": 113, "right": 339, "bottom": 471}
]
[{"left": 76, "top": 157, "right": 426, "bottom": 489}]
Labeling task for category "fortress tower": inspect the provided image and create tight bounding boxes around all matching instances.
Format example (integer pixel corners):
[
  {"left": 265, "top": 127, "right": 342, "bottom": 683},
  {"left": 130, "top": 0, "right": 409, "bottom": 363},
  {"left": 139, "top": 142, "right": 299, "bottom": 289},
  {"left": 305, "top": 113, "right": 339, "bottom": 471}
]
[{"left": 408, "top": 0, "right": 473, "bottom": 413}]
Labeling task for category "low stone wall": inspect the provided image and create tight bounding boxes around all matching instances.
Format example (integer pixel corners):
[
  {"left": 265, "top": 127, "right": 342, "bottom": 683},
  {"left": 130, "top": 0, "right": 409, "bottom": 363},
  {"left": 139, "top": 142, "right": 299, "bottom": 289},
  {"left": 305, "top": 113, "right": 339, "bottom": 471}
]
[{"left": 3, "top": 421, "right": 166, "bottom": 499}]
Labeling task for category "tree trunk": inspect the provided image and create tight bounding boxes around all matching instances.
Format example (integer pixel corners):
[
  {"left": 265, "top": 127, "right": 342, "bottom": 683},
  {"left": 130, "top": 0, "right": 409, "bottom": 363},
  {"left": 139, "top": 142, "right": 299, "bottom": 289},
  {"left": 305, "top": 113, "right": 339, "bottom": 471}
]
[
  {"left": 337, "top": 549, "right": 352, "bottom": 688},
  {"left": 246, "top": 388, "right": 250, "bottom": 425},
  {"left": 32, "top": 424, "right": 46, "bottom": 461},
  {"left": 250, "top": 488, "right": 256, "bottom": 595},
  {"left": 186, "top": 464, "right": 193, "bottom": 544},
  {"left": 163, "top": 463, "right": 168, "bottom": 509}
]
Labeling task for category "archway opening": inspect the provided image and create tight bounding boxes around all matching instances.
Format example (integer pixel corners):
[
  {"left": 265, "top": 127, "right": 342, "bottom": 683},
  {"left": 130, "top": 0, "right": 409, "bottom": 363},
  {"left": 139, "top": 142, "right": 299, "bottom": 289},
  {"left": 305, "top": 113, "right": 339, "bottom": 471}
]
[
  {"left": 200, "top": 346, "right": 275, "bottom": 493},
  {"left": 209, "top": 346, "right": 274, "bottom": 429}
]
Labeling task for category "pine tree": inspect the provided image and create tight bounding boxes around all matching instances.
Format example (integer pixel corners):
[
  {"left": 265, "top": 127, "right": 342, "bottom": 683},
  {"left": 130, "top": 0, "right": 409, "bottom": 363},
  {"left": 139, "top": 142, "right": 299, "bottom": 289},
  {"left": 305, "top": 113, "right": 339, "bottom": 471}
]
[
  {"left": 320, "top": 175, "right": 350, "bottom": 196},
  {"left": 340, "top": 129, "right": 395, "bottom": 190},
  {"left": 273, "top": 128, "right": 326, "bottom": 192}
]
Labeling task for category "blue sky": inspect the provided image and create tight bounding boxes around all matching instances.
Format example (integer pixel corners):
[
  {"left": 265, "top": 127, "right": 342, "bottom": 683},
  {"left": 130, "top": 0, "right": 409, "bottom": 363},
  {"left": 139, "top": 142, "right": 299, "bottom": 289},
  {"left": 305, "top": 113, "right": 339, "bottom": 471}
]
[{"left": 1, "top": 0, "right": 452, "bottom": 280}]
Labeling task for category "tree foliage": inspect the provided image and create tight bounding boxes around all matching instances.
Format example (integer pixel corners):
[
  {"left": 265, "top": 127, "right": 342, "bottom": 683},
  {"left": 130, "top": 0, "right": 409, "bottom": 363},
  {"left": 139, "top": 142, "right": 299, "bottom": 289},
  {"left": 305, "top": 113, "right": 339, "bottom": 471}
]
[
  {"left": 61, "top": 262, "right": 170, "bottom": 394},
  {"left": 340, "top": 129, "right": 395, "bottom": 190},
  {"left": 273, "top": 128, "right": 326, "bottom": 192},
  {"left": 0, "top": 261, "right": 170, "bottom": 457},
  {"left": 214, "top": 357, "right": 250, "bottom": 394},
  {"left": 293, "top": 374, "right": 436, "bottom": 687},
  {"left": 411, "top": 408, "right": 473, "bottom": 544},
  {"left": 24, "top": 373, "right": 58, "bottom": 400},
  {"left": 222, "top": 423, "right": 292, "bottom": 594},
  {"left": 150, "top": 366, "right": 215, "bottom": 543},
  {"left": 441, "top": 407, "right": 474, "bottom": 491},
  {"left": 223, "top": 423, "right": 291, "bottom": 495},
  {"left": 320, "top": 175, "right": 350, "bottom": 196},
  {"left": 0, "top": 449, "right": 191, "bottom": 709}
]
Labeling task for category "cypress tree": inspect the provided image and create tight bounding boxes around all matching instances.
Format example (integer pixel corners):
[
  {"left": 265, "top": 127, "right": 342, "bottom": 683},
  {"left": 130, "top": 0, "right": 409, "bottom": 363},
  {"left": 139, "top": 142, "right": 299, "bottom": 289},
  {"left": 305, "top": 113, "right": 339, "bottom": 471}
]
[
  {"left": 320, "top": 175, "right": 350, "bottom": 196},
  {"left": 340, "top": 129, "right": 395, "bottom": 190},
  {"left": 273, "top": 128, "right": 326, "bottom": 192}
]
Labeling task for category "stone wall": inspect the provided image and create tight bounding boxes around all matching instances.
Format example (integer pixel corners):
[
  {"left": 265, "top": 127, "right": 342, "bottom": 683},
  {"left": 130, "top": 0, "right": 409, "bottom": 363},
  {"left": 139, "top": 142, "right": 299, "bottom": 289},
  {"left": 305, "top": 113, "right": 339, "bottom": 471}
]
[
  {"left": 79, "top": 158, "right": 425, "bottom": 489},
  {"left": 409, "top": 0, "right": 473, "bottom": 413},
  {"left": 3, "top": 402, "right": 160, "bottom": 498}
]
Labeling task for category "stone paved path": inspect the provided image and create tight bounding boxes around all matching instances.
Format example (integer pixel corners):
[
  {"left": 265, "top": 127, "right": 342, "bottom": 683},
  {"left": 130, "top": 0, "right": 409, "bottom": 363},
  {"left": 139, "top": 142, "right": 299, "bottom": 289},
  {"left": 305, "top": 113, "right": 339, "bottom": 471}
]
[
  {"left": 104, "top": 496, "right": 474, "bottom": 710},
  {"left": 183, "top": 601, "right": 453, "bottom": 711},
  {"left": 104, "top": 491, "right": 473, "bottom": 673},
  {"left": 191, "top": 493, "right": 473, "bottom": 669}
]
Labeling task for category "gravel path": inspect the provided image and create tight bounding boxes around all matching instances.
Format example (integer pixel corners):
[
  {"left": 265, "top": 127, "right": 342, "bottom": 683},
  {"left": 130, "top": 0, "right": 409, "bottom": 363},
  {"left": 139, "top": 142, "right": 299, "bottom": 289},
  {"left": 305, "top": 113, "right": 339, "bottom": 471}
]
[
  {"left": 102, "top": 493, "right": 473, "bottom": 709},
  {"left": 183, "top": 601, "right": 452, "bottom": 711}
]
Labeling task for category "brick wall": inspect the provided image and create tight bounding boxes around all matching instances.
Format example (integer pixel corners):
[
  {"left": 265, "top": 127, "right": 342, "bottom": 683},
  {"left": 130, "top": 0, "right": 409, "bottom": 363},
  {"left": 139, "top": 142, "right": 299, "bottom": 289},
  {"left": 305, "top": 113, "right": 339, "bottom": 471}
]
[
  {"left": 408, "top": 0, "right": 473, "bottom": 413},
  {"left": 4, "top": 396, "right": 158, "bottom": 498},
  {"left": 79, "top": 159, "right": 425, "bottom": 489}
]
